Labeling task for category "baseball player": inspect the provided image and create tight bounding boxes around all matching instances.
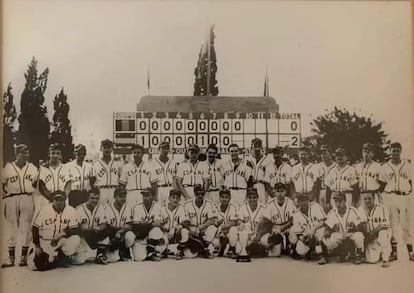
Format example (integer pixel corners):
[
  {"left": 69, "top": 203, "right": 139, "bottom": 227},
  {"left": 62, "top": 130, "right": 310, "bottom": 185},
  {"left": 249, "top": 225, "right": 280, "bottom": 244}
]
[
  {"left": 359, "top": 192, "right": 391, "bottom": 267},
  {"left": 205, "top": 144, "right": 224, "bottom": 206},
  {"left": 90, "top": 139, "right": 123, "bottom": 205},
  {"left": 65, "top": 144, "right": 91, "bottom": 207},
  {"left": 378, "top": 142, "right": 413, "bottom": 261},
  {"left": 354, "top": 143, "right": 382, "bottom": 206},
  {"left": 38, "top": 143, "right": 70, "bottom": 205},
  {"left": 175, "top": 144, "right": 209, "bottom": 200},
  {"left": 248, "top": 138, "right": 273, "bottom": 204},
  {"left": 181, "top": 185, "right": 218, "bottom": 259},
  {"left": 2, "top": 144, "right": 39, "bottom": 268},
  {"left": 289, "top": 193, "right": 326, "bottom": 262},
  {"left": 27, "top": 191, "right": 81, "bottom": 271},
  {"left": 72, "top": 188, "right": 108, "bottom": 265},
  {"left": 264, "top": 146, "right": 294, "bottom": 200},
  {"left": 234, "top": 188, "right": 266, "bottom": 262},
  {"left": 159, "top": 190, "right": 190, "bottom": 260},
  {"left": 150, "top": 141, "right": 179, "bottom": 204},
  {"left": 325, "top": 147, "right": 359, "bottom": 208},
  {"left": 130, "top": 188, "right": 166, "bottom": 261},
  {"left": 258, "top": 182, "right": 297, "bottom": 257},
  {"left": 291, "top": 146, "right": 321, "bottom": 203},
  {"left": 221, "top": 143, "right": 254, "bottom": 206},
  {"left": 316, "top": 145, "right": 336, "bottom": 211},
  {"left": 213, "top": 189, "right": 239, "bottom": 258},
  {"left": 320, "top": 192, "right": 365, "bottom": 265},
  {"left": 119, "top": 144, "right": 158, "bottom": 206},
  {"left": 101, "top": 187, "right": 136, "bottom": 263}
]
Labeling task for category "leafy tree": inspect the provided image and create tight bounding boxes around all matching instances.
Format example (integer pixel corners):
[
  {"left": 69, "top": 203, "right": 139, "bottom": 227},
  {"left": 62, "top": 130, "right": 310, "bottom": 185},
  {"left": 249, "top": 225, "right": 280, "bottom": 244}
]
[
  {"left": 193, "top": 25, "right": 219, "bottom": 96},
  {"left": 309, "top": 107, "right": 389, "bottom": 163},
  {"left": 3, "top": 83, "right": 17, "bottom": 164},
  {"left": 17, "top": 57, "right": 50, "bottom": 166},
  {"left": 50, "top": 88, "right": 74, "bottom": 163}
]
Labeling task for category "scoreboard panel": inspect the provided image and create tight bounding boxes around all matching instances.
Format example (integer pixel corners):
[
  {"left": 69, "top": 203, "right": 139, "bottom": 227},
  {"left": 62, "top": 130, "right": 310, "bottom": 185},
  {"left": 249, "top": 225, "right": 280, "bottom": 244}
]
[{"left": 113, "top": 112, "right": 301, "bottom": 154}]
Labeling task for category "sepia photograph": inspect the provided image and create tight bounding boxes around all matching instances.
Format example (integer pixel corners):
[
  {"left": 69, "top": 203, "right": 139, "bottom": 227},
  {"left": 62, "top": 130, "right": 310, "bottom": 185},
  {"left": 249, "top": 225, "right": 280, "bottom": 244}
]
[{"left": 1, "top": 0, "right": 414, "bottom": 292}]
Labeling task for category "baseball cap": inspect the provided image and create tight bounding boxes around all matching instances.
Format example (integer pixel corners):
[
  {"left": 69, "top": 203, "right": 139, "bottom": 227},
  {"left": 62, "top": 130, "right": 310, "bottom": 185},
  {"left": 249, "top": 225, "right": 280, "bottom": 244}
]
[
  {"left": 142, "top": 187, "right": 154, "bottom": 195},
  {"left": 49, "top": 143, "right": 62, "bottom": 151},
  {"left": 362, "top": 143, "right": 375, "bottom": 152},
  {"left": 272, "top": 146, "right": 284, "bottom": 154},
  {"left": 74, "top": 144, "right": 86, "bottom": 152},
  {"left": 295, "top": 193, "right": 310, "bottom": 201},
  {"left": 390, "top": 142, "right": 402, "bottom": 150},
  {"left": 14, "top": 144, "right": 29, "bottom": 154},
  {"left": 52, "top": 190, "right": 66, "bottom": 200},
  {"left": 273, "top": 182, "right": 286, "bottom": 190},
  {"left": 246, "top": 187, "right": 258, "bottom": 195},
  {"left": 320, "top": 144, "right": 332, "bottom": 153},
  {"left": 334, "top": 147, "right": 346, "bottom": 155},
  {"left": 219, "top": 189, "right": 231, "bottom": 196},
  {"left": 159, "top": 141, "right": 170, "bottom": 149},
  {"left": 194, "top": 185, "right": 204, "bottom": 193},
  {"left": 332, "top": 191, "right": 346, "bottom": 201},
  {"left": 169, "top": 189, "right": 181, "bottom": 197},
  {"left": 188, "top": 144, "right": 200, "bottom": 151},
  {"left": 251, "top": 138, "right": 263, "bottom": 147},
  {"left": 101, "top": 139, "right": 113, "bottom": 147},
  {"left": 131, "top": 144, "right": 144, "bottom": 152},
  {"left": 298, "top": 146, "right": 310, "bottom": 153},
  {"left": 114, "top": 186, "right": 127, "bottom": 197}
]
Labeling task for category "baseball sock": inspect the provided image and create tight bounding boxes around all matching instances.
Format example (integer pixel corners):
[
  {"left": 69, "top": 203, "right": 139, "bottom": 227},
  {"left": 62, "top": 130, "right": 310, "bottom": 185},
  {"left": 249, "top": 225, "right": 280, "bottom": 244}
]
[
  {"left": 7, "top": 247, "right": 16, "bottom": 262},
  {"left": 407, "top": 244, "right": 413, "bottom": 254},
  {"left": 391, "top": 243, "right": 397, "bottom": 255},
  {"left": 21, "top": 246, "right": 28, "bottom": 257}
]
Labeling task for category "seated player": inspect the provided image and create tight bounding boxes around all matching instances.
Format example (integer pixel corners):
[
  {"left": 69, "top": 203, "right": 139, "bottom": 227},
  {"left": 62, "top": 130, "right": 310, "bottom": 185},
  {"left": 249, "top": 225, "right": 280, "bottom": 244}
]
[
  {"left": 130, "top": 188, "right": 166, "bottom": 262},
  {"left": 27, "top": 191, "right": 81, "bottom": 271},
  {"left": 258, "top": 182, "right": 296, "bottom": 257},
  {"left": 289, "top": 193, "right": 326, "bottom": 262},
  {"left": 72, "top": 188, "right": 108, "bottom": 265},
  {"left": 159, "top": 190, "right": 190, "bottom": 260},
  {"left": 320, "top": 192, "right": 365, "bottom": 265},
  {"left": 234, "top": 188, "right": 266, "bottom": 262},
  {"left": 213, "top": 189, "right": 239, "bottom": 258},
  {"left": 181, "top": 185, "right": 218, "bottom": 259},
  {"left": 359, "top": 193, "right": 391, "bottom": 268},
  {"left": 100, "top": 187, "right": 136, "bottom": 264}
]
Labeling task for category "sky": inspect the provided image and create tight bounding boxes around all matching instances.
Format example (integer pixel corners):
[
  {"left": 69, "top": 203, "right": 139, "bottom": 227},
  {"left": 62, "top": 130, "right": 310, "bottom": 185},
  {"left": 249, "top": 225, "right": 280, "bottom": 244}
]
[{"left": 3, "top": 0, "right": 413, "bottom": 157}]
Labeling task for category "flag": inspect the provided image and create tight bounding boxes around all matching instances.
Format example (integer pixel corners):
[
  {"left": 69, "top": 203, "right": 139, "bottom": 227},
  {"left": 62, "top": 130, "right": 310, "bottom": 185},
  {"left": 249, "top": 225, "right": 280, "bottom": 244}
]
[{"left": 147, "top": 67, "right": 151, "bottom": 94}]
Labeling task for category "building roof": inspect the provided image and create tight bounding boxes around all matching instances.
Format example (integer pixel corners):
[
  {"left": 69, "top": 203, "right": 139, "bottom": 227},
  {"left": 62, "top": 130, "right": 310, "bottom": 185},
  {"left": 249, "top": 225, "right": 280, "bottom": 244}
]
[{"left": 137, "top": 95, "right": 279, "bottom": 113}]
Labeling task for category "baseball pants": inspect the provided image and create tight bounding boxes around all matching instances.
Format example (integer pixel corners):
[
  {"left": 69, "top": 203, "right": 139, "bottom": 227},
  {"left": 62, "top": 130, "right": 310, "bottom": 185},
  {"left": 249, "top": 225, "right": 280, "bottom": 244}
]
[
  {"left": 322, "top": 232, "right": 364, "bottom": 252},
  {"left": 260, "top": 232, "right": 288, "bottom": 257},
  {"left": 230, "top": 189, "right": 247, "bottom": 206},
  {"left": 3, "top": 194, "right": 34, "bottom": 248},
  {"left": 289, "top": 227, "right": 325, "bottom": 256},
  {"left": 213, "top": 226, "right": 238, "bottom": 251},
  {"left": 206, "top": 190, "right": 220, "bottom": 206},
  {"left": 126, "top": 190, "right": 143, "bottom": 206},
  {"left": 99, "top": 188, "right": 115, "bottom": 205},
  {"left": 158, "top": 186, "right": 173, "bottom": 205},
  {"left": 106, "top": 231, "right": 136, "bottom": 263},
  {"left": 365, "top": 229, "right": 392, "bottom": 263},
  {"left": 383, "top": 193, "right": 413, "bottom": 246},
  {"left": 131, "top": 227, "right": 166, "bottom": 261},
  {"left": 254, "top": 183, "right": 267, "bottom": 204}
]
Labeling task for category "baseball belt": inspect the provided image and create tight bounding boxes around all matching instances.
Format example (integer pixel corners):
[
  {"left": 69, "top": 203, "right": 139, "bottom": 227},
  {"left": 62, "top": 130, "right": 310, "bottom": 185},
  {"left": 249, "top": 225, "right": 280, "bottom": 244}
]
[
  {"left": 158, "top": 184, "right": 172, "bottom": 187},
  {"left": 229, "top": 187, "right": 246, "bottom": 190},
  {"left": 3, "top": 192, "right": 33, "bottom": 198},
  {"left": 386, "top": 191, "right": 409, "bottom": 196},
  {"left": 183, "top": 184, "right": 195, "bottom": 187},
  {"left": 99, "top": 185, "right": 118, "bottom": 189},
  {"left": 126, "top": 188, "right": 145, "bottom": 192},
  {"left": 208, "top": 188, "right": 220, "bottom": 192}
]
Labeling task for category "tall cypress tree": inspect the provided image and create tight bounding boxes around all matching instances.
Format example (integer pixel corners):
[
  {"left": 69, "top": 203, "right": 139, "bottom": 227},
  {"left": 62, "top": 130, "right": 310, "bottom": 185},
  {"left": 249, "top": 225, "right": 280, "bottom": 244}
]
[
  {"left": 193, "top": 25, "right": 219, "bottom": 96},
  {"left": 3, "top": 83, "right": 17, "bottom": 164},
  {"left": 50, "top": 88, "right": 74, "bottom": 163},
  {"left": 17, "top": 57, "right": 51, "bottom": 166}
]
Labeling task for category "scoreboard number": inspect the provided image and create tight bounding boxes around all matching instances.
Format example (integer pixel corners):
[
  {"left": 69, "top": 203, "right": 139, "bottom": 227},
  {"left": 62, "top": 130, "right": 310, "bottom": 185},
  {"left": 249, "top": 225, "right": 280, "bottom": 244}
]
[
  {"left": 174, "top": 119, "right": 185, "bottom": 133},
  {"left": 209, "top": 120, "right": 220, "bottom": 133},
  {"left": 221, "top": 120, "right": 231, "bottom": 133}
]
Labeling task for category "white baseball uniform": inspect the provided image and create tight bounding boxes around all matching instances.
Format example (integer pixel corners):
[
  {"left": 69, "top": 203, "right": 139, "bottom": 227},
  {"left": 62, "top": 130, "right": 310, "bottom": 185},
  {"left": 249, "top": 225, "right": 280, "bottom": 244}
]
[
  {"left": 379, "top": 160, "right": 412, "bottom": 246},
  {"left": 105, "top": 203, "right": 133, "bottom": 228},
  {"left": 237, "top": 202, "right": 265, "bottom": 233},
  {"left": 221, "top": 159, "right": 254, "bottom": 206},
  {"left": 206, "top": 159, "right": 224, "bottom": 206},
  {"left": 291, "top": 163, "right": 321, "bottom": 197},
  {"left": 248, "top": 155, "right": 273, "bottom": 204},
  {"left": 150, "top": 157, "right": 179, "bottom": 204},
  {"left": 325, "top": 165, "right": 359, "bottom": 207},
  {"left": 355, "top": 161, "right": 382, "bottom": 205},
  {"left": 119, "top": 161, "right": 158, "bottom": 206},
  {"left": 2, "top": 161, "right": 38, "bottom": 247},
  {"left": 90, "top": 159, "right": 123, "bottom": 205},
  {"left": 175, "top": 160, "right": 209, "bottom": 199},
  {"left": 65, "top": 160, "right": 92, "bottom": 207},
  {"left": 323, "top": 207, "right": 364, "bottom": 251},
  {"left": 317, "top": 162, "right": 336, "bottom": 206},
  {"left": 359, "top": 203, "right": 391, "bottom": 263},
  {"left": 38, "top": 164, "right": 68, "bottom": 207}
]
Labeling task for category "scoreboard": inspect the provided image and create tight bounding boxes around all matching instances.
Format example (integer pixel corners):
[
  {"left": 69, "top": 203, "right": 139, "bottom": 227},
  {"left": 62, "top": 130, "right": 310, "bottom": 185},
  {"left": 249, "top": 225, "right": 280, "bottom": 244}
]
[{"left": 113, "top": 111, "right": 301, "bottom": 154}]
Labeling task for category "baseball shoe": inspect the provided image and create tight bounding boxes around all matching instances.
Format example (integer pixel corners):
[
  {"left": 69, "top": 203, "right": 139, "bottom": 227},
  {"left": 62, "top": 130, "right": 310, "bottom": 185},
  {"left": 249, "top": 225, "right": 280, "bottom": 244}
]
[
  {"left": 389, "top": 252, "right": 398, "bottom": 262},
  {"left": 227, "top": 251, "right": 238, "bottom": 259},
  {"left": 95, "top": 254, "right": 108, "bottom": 265},
  {"left": 290, "top": 251, "right": 302, "bottom": 260},
  {"left": 1, "top": 258, "right": 15, "bottom": 268},
  {"left": 148, "top": 254, "right": 161, "bottom": 262},
  {"left": 236, "top": 255, "right": 251, "bottom": 263},
  {"left": 57, "top": 256, "right": 72, "bottom": 268},
  {"left": 18, "top": 256, "right": 27, "bottom": 267},
  {"left": 381, "top": 261, "right": 390, "bottom": 268},
  {"left": 353, "top": 255, "right": 363, "bottom": 265},
  {"left": 409, "top": 253, "right": 414, "bottom": 262},
  {"left": 318, "top": 257, "right": 328, "bottom": 265},
  {"left": 175, "top": 253, "right": 183, "bottom": 260}
]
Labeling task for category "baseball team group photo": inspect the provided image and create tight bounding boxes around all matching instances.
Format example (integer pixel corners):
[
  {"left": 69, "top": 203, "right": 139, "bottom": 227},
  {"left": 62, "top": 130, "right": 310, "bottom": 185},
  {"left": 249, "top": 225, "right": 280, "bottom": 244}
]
[{"left": 2, "top": 1, "right": 413, "bottom": 293}]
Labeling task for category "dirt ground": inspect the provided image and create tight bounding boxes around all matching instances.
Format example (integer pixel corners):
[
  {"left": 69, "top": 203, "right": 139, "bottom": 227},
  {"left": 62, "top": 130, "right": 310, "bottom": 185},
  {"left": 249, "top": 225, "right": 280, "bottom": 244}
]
[{"left": 1, "top": 257, "right": 413, "bottom": 293}]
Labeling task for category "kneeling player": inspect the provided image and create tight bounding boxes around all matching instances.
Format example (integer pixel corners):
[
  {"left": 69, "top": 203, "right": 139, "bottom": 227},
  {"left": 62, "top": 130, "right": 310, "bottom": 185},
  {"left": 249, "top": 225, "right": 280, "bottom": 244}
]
[
  {"left": 100, "top": 187, "right": 136, "bottom": 264},
  {"left": 360, "top": 193, "right": 391, "bottom": 267},
  {"left": 28, "top": 191, "right": 81, "bottom": 271},
  {"left": 72, "top": 188, "right": 108, "bottom": 265},
  {"left": 213, "top": 189, "right": 239, "bottom": 258},
  {"left": 258, "top": 182, "right": 296, "bottom": 257},
  {"left": 181, "top": 185, "right": 218, "bottom": 259},
  {"left": 159, "top": 190, "right": 190, "bottom": 260},
  {"left": 234, "top": 188, "right": 266, "bottom": 262},
  {"left": 130, "top": 188, "right": 166, "bottom": 261},
  {"left": 320, "top": 192, "right": 364, "bottom": 265},
  {"left": 289, "top": 193, "right": 326, "bottom": 262}
]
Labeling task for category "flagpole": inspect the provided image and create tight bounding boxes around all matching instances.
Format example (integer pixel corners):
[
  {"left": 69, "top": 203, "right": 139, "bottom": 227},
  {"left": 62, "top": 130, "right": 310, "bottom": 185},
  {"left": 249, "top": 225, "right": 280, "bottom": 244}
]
[
  {"left": 147, "top": 67, "right": 151, "bottom": 95},
  {"left": 207, "top": 26, "right": 211, "bottom": 96}
]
